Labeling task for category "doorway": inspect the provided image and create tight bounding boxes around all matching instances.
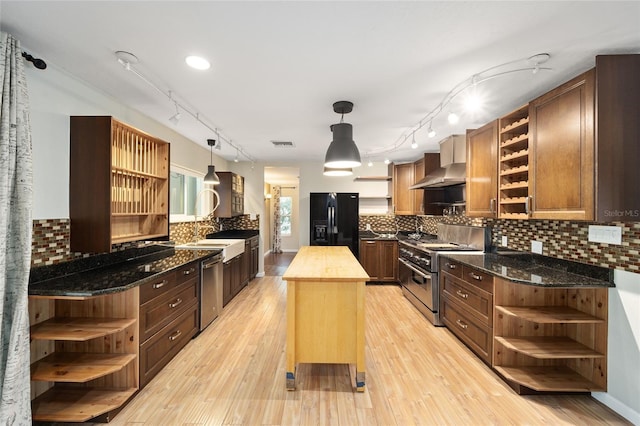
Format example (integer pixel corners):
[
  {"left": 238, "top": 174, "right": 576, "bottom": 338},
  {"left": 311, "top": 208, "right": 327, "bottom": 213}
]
[{"left": 264, "top": 167, "right": 300, "bottom": 253}]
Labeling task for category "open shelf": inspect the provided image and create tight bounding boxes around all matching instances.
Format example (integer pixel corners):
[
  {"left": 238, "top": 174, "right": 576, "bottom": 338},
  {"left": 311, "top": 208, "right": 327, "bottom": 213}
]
[
  {"left": 31, "top": 387, "right": 137, "bottom": 422},
  {"left": 500, "top": 165, "right": 529, "bottom": 176},
  {"left": 496, "top": 306, "right": 605, "bottom": 324},
  {"left": 30, "top": 317, "right": 136, "bottom": 341},
  {"left": 495, "top": 336, "right": 605, "bottom": 359},
  {"left": 494, "top": 365, "right": 605, "bottom": 393},
  {"left": 354, "top": 176, "right": 392, "bottom": 181},
  {"left": 31, "top": 353, "right": 137, "bottom": 383},
  {"left": 500, "top": 181, "right": 529, "bottom": 190},
  {"left": 500, "top": 197, "right": 528, "bottom": 204},
  {"left": 500, "top": 117, "right": 529, "bottom": 134},
  {"left": 499, "top": 213, "right": 529, "bottom": 220}
]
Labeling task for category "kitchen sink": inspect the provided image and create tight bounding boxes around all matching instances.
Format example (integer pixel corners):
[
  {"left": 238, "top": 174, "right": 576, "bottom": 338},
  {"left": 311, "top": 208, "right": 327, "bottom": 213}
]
[{"left": 175, "top": 239, "right": 244, "bottom": 262}]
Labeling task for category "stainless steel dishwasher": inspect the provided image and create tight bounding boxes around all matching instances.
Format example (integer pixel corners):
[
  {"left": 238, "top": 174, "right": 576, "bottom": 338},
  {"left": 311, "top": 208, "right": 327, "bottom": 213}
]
[{"left": 200, "top": 252, "right": 223, "bottom": 331}]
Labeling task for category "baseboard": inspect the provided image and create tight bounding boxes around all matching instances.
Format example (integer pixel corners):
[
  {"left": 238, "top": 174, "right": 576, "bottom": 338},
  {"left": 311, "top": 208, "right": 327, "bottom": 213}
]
[
  {"left": 256, "top": 272, "right": 265, "bottom": 277},
  {"left": 263, "top": 249, "right": 272, "bottom": 256},
  {"left": 282, "top": 249, "right": 298, "bottom": 253},
  {"left": 593, "top": 392, "right": 640, "bottom": 425}
]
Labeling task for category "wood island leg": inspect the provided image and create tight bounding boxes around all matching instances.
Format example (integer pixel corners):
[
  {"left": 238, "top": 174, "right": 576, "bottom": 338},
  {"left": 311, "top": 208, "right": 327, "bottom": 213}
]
[
  {"left": 286, "top": 280, "right": 296, "bottom": 390},
  {"left": 356, "top": 280, "right": 366, "bottom": 392}
]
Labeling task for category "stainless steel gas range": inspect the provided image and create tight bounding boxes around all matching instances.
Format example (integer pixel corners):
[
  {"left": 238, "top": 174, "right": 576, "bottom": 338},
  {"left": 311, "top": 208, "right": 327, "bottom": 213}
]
[{"left": 399, "top": 223, "right": 490, "bottom": 326}]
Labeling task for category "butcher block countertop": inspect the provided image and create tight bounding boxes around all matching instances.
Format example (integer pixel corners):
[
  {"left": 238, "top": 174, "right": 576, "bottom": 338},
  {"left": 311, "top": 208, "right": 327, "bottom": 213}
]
[{"left": 282, "top": 246, "right": 370, "bottom": 282}]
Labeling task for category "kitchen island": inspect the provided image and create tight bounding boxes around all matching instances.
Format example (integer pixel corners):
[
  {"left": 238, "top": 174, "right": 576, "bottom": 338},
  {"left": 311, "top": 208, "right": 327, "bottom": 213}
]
[{"left": 282, "top": 246, "right": 370, "bottom": 391}]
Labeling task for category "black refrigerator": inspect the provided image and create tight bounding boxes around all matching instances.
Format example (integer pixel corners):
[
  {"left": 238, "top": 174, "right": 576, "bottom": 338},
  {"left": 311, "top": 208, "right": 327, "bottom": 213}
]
[{"left": 310, "top": 192, "right": 359, "bottom": 258}]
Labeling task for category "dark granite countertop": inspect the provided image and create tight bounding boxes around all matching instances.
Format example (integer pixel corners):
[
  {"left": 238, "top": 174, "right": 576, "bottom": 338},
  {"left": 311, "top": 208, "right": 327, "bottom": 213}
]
[
  {"left": 359, "top": 231, "right": 398, "bottom": 240},
  {"left": 440, "top": 251, "right": 614, "bottom": 288},
  {"left": 206, "top": 230, "right": 259, "bottom": 239},
  {"left": 29, "top": 244, "right": 221, "bottom": 297}
]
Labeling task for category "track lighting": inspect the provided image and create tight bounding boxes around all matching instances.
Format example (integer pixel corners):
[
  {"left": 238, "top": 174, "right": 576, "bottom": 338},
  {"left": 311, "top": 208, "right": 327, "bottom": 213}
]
[
  {"left": 367, "top": 160, "right": 373, "bottom": 167},
  {"left": 234, "top": 148, "right": 239, "bottom": 163},
  {"left": 204, "top": 139, "right": 220, "bottom": 185},
  {"left": 169, "top": 102, "right": 181, "bottom": 125},
  {"left": 384, "top": 159, "right": 391, "bottom": 165},
  {"left": 324, "top": 101, "right": 361, "bottom": 168},
  {"left": 363, "top": 52, "right": 551, "bottom": 161},
  {"left": 411, "top": 133, "right": 418, "bottom": 149}
]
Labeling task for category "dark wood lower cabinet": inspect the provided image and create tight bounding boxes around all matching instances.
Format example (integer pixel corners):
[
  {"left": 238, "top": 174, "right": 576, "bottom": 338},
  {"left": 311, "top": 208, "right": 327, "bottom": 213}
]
[
  {"left": 139, "top": 304, "right": 199, "bottom": 388},
  {"left": 223, "top": 255, "right": 245, "bottom": 307},
  {"left": 359, "top": 239, "right": 398, "bottom": 283},
  {"left": 139, "top": 260, "right": 200, "bottom": 388}
]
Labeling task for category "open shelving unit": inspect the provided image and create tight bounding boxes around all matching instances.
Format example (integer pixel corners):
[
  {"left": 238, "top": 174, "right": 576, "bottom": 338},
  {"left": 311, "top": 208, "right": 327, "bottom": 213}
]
[
  {"left": 29, "top": 289, "right": 139, "bottom": 422},
  {"left": 498, "top": 106, "right": 530, "bottom": 219},
  {"left": 493, "top": 278, "right": 608, "bottom": 393},
  {"left": 70, "top": 116, "right": 170, "bottom": 253}
]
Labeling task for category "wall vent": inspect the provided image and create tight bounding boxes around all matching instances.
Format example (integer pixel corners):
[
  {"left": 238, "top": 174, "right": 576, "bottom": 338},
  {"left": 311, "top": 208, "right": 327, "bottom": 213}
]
[{"left": 271, "top": 140, "right": 295, "bottom": 148}]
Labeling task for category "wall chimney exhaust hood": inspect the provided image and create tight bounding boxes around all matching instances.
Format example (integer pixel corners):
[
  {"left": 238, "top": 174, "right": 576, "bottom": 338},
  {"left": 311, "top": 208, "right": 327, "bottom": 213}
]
[{"left": 410, "top": 135, "right": 466, "bottom": 189}]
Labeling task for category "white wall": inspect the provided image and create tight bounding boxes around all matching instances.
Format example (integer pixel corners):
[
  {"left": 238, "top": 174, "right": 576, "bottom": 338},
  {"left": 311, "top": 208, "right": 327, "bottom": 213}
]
[
  {"left": 593, "top": 269, "right": 640, "bottom": 425},
  {"left": 25, "top": 64, "right": 226, "bottom": 219}
]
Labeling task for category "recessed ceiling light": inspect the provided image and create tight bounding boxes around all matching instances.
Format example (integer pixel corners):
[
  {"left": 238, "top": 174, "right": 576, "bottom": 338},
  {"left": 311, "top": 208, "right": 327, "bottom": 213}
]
[{"left": 185, "top": 55, "right": 210, "bottom": 70}]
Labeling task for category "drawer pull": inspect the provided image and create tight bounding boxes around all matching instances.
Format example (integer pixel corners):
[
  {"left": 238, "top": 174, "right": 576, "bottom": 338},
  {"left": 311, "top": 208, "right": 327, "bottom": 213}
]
[
  {"left": 183, "top": 268, "right": 196, "bottom": 276},
  {"left": 456, "top": 319, "right": 468, "bottom": 330},
  {"left": 446, "top": 263, "right": 457, "bottom": 270},
  {"left": 469, "top": 272, "right": 483, "bottom": 281},
  {"left": 153, "top": 279, "right": 168, "bottom": 289},
  {"left": 455, "top": 290, "right": 469, "bottom": 299},
  {"left": 168, "top": 298, "right": 183, "bottom": 309},
  {"left": 168, "top": 330, "right": 182, "bottom": 341}
]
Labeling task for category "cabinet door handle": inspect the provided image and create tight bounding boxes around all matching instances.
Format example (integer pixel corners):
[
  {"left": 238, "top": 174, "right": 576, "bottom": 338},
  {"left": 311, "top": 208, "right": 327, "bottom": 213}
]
[
  {"left": 456, "top": 290, "right": 469, "bottom": 299},
  {"left": 446, "top": 263, "right": 457, "bottom": 270},
  {"left": 183, "top": 267, "right": 196, "bottom": 275},
  {"left": 490, "top": 198, "right": 496, "bottom": 215},
  {"left": 168, "top": 330, "right": 182, "bottom": 341},
  {"left": 469, "top": 272, "right": 483, "bottom": 281},
  {"left": 525, "top": 196, "right": 532, "bottom": 216},
  {"left": 366, "top": 241, "right": 376, "bottom": 244},
  {"left": 456, "top": 319, "right": 468, "bottom": 330},
  {"left": 168, "top": 298, "right": 183, "bottom": 308},
  {"left": 153, "top": 279, "right": 168, "bottom": 289}
]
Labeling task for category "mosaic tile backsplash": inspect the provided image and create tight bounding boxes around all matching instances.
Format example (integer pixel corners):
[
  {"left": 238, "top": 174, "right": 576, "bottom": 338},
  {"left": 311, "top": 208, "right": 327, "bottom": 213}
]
[{"left": 32, "top": 215, "right": 640, "bottom": 273}]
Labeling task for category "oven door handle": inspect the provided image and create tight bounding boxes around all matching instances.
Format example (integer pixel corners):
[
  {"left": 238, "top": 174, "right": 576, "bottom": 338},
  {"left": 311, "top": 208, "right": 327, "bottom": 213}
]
[{"left": 399, "top": 258, "right": 430, "bottom": 279}]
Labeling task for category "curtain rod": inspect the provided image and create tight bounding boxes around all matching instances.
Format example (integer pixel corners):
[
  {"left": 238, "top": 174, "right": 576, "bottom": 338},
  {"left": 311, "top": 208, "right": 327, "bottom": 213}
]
[{"left": 22, "top": 51, "right": 47, "bottom": 70}]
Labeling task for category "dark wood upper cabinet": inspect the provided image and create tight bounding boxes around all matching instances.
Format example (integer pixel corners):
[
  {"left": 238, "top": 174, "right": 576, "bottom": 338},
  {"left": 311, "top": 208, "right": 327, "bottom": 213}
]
[
  {"left": 466, "top": 121, "right": 498, "bottom": 218},
  {"left": 529, "top": 69, "right": 595, "bottom": 221},
  {"left": 595, "top": 54, "right": 640, "bottom": 222},
  {"left": 70, "top": 116, "right": 170, "bottom": 253},
  {"left": 214, "top": 172, "right": 244, "bottom": 218}
]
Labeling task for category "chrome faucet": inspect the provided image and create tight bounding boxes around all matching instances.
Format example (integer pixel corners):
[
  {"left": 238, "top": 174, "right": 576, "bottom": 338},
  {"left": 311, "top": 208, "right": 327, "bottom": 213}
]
[{"left": 193, "top": 188, "right": 220, "bottom": 243}]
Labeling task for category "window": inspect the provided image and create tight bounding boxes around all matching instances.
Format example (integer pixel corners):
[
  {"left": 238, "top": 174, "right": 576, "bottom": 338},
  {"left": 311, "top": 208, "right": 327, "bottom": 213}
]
[
  {"left": 170, "top": 165, "right": 213, "bottom": 223},
  {"left": 280, "top": 196, "right": 292, "bottom": 236}
]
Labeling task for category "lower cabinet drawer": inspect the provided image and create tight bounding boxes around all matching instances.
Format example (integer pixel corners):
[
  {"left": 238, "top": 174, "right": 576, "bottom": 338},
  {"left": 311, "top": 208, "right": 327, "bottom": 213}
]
[
  {"left": 441, "top": 274, "right": 493, "bottom": 327},
  {"left": 441, "top": 297, "right": 492, "bottom": 365},
  {"left": 139, "top": 302, "right": 199, "bottom": 388},
  {"left": 140, "top": 278, "right": 198, "bottom": 342}
]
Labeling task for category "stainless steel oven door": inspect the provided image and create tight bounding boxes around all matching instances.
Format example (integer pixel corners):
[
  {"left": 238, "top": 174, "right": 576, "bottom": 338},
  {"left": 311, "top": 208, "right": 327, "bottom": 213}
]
[{"left": 399, "top": 258, "right": 441, "bottom": 326}]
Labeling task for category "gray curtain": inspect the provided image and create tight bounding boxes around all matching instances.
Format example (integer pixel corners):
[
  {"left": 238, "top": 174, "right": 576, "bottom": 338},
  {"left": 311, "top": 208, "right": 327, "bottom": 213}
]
[
  {"left": 272, "top": 185, "right": 282, "bottom": 253},
  {"left": 0, "top": 32, "right": 34, "bottom": 424}
]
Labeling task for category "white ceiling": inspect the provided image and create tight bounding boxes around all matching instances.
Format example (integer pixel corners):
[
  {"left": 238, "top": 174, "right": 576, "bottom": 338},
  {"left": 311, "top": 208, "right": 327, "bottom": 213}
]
[{"left": 2, "top": 1, "right": 639, "bottom": 166}]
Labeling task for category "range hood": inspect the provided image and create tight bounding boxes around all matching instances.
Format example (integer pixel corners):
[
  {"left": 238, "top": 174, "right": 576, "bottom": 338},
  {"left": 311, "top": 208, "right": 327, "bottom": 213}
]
[
  {"left": 410, "top": 135, "right": 466, "bottom": 189},
  {"left": 409, "top": 162, "right": 466, "bottom": 189}
]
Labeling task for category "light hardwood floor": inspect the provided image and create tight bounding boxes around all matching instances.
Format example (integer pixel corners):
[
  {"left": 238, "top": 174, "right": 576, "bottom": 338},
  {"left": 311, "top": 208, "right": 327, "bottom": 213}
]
[{"left": 109, "top": 254, "right": 630, "bottom": 425}]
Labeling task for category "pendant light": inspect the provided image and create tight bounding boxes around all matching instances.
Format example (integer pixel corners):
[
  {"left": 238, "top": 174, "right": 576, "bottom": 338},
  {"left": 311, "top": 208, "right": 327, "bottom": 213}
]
[
  {"left": 323, "top": 166, "right": 353, "bottom": 176},
  {"left": 204, "top": 139, "right": 220, "bottom": 185},
  {"left": 324, "top": 101, "right": 361, "bottom": 168}
]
